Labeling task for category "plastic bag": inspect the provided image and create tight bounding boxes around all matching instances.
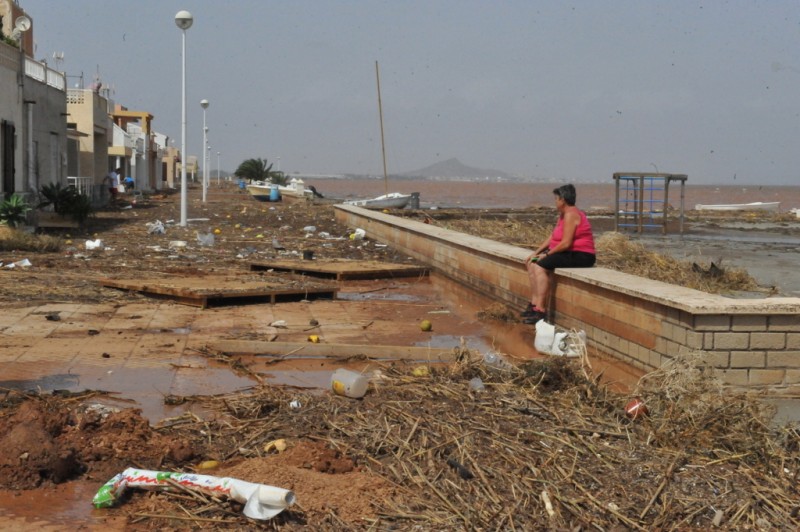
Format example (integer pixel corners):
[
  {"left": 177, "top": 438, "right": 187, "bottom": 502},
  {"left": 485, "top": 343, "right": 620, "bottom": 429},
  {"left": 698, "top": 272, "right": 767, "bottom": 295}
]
[{"left": 534, "top": 320, "right": 586, "bottom": 358}]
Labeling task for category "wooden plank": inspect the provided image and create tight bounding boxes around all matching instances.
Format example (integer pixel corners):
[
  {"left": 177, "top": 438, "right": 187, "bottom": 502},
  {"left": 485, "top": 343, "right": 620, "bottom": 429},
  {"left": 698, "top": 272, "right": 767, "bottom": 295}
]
[
  {"left": 211, "top": 340, "right": 455, "bottom": 362},
  {"left": 98, "top": 277, "right": 338, "bottom": 308},
  {"left": 250, "top": 259, "right": 428, "bottom": 280}
]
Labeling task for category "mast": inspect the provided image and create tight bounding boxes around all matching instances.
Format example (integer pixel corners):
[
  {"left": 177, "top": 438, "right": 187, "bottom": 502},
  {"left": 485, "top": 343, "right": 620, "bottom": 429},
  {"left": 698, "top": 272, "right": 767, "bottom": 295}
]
[{"left": 375, "top": 60, "right": 389, "bottom": 195}]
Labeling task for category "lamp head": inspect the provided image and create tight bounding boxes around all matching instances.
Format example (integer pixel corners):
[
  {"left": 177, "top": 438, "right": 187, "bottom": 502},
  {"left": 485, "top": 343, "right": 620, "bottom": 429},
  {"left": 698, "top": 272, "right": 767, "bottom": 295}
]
[
  {"left": 200, "top": 99, "right": 209, "bottom": 109},
  {"left": 174, "top": 10, "right": 193, "bottom": 30}
]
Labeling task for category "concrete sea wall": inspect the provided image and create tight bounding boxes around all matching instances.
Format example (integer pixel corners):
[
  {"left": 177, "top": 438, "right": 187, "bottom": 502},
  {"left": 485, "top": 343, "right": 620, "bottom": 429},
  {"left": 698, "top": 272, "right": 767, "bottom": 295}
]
[{"left": 334, "top": 205, "right": 800, "bottom": 394}]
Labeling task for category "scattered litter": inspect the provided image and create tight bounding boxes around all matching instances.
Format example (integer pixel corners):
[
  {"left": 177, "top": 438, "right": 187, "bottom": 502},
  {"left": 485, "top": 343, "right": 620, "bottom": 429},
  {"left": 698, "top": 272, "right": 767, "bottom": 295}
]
[
  {"left": 92, "top": 467, "right": 295, "bottom": 520},
  {"left": 289, "top": 399, "right": 302, "bottom": 409},
  {"left": 85, "top": 239, "right": 104, "bottom": 251},
  {"left": 168, "top": 240, "right": 188, "bottom": 250},
  {"left": 83, "top": 403, "right": 121, "bottom": 420},
  {"left": 197, "top": 460, "right": 219, "bottom": 470},
  {"left": 4, "top": 258, "right": 32, "bottom": 269},
  {"left": 350, "top": 228, "right": 366, "bottom": 241},
  {"left": 45, "top": 313, "right": 61, "bottom": 321},
  {"left": 318, "top": 231, "right": 331, "bottom": 239},
  {"left": 303, "top": 225, "right": 316, "bottom": 233},
  {"left": 146, "top": 220, "right": 165, "bottom": 234},
  {"left": 196, "top": 231, "right": 215, "bottom": 246},
  {"left": 272, "top": 238, "right": 285, "bottom": 250},
  {"left": 264, "top": 439, "right": 287, "bottom": 454},
  {"left": 331, "top": 368, "right": 369, "bottom": 398},
  {"left": 468, "top": 376, "right": 485, "bottom": 392},
  {"left": 483, "top": 351, "right": 514, "bottom": 371},
  {"left": 412, "top": 366, "right": 430, "bottom": 377},
  {"left": 534, "top": 320, "right": 586, "bottom": 358},
  {"left": 308, "top": 334, "right": 320, "bottom": 343},
  {"left": 270, "top": 320, "right": 288, "bottom": 328}
]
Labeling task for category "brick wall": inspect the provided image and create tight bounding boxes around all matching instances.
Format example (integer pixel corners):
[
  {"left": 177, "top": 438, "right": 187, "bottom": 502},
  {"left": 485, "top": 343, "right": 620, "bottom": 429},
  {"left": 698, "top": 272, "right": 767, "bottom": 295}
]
[{"left": 334, "top": 205, "right": 800, "bottom": 394}]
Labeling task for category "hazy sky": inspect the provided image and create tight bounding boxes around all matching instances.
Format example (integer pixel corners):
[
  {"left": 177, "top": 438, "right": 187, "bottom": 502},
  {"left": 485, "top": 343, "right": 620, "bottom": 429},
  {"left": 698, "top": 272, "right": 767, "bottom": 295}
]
[{"left": 21, "top": 0, "right": 800, "bottom": 185}]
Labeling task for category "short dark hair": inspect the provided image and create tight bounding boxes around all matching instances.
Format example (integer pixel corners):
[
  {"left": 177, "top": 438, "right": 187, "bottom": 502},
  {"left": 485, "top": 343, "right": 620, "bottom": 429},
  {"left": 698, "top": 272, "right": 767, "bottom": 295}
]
[{"left": 553, "top": 184, "right": 576, "bottom": 206}]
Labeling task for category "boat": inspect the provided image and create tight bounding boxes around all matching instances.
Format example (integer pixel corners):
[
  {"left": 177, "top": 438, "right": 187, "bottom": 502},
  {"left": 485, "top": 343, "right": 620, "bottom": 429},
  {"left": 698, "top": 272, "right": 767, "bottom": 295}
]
[
  {"left": 344, "top": 192, "right": 412, "bottom": 209},
  {"left": 694, "top": 201, "right": 780, "bottom": 212},
  {"left": 341, "top": 61, "right": 416, "bottom": 212},
  {"left": 246, "top": 178, "right": 315, "bottom": 203},
  {"left": 246, "top": 182, "right": 272, "bottom": 202}
]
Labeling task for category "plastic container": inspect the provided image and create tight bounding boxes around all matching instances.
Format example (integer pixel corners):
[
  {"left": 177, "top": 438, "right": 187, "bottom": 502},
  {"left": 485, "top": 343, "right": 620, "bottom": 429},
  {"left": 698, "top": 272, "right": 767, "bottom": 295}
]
[
  {"left": 269, "top": 185, "right": 281, "bottom": 202},
  {"left": 330, "top": 369, "right": 369, "bottom": 398}
]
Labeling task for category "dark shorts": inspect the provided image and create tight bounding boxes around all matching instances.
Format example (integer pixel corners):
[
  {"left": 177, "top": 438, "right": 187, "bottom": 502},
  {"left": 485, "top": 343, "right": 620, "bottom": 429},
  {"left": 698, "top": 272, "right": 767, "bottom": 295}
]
[{"left": 537, "top": 251, "right": 595, "bottom": 271}]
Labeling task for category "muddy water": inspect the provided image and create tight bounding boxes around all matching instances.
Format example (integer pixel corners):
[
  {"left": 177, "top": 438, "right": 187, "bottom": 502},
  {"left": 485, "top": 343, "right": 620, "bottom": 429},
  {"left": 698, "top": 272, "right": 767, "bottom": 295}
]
[{"left": 306, "top": 178, "right": 800, "bottom": 211}]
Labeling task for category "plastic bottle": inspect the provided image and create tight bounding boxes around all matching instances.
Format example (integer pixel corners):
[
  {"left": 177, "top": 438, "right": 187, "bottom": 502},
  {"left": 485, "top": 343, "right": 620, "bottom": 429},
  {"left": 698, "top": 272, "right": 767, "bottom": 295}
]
[
  {"left": 468, "top": 377, "right": 485, "bottom": 392},
  {"left": 483, "top": 351, "right": 513, "bottom": 370},
  {"left": 330, "top": 369, "right": 369, "bottom": 398}
]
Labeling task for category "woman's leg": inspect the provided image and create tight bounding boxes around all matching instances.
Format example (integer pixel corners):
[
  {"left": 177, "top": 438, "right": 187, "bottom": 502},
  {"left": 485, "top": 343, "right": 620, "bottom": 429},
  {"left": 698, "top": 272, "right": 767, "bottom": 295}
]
[
  {"left": 532, "top": 263, "right": 552, "bottom": 311},
  {"left": 526, "top": 259, "right": 540, "bottom": 308}
]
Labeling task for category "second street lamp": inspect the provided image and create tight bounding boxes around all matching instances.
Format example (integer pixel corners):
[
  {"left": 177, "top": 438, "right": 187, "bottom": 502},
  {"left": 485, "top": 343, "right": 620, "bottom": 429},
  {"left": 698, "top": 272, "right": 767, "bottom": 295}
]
[
  {"left": 200, "top": 99, "right": 209, "bottom": 202},
  {"left": 175, "top": 10, "right": 193, "bottom": 226}
]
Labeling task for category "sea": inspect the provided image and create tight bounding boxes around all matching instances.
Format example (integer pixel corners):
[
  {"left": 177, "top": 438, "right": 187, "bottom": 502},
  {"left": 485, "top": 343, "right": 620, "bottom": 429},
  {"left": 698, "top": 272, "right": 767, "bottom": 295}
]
[{"left": 304, "top": 178, "right": 800, "bottom": 212}]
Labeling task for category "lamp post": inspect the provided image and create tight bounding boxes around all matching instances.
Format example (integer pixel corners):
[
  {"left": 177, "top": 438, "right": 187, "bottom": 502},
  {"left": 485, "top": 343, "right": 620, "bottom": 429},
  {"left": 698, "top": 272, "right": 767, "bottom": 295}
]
[
  {"left": 175, "top": 10, "right": 193, "bottom": 227},
  {"left": 200, "top": 99, "right": 209, "bottom": 202},
  {"left": 217, "top": 151, "right": 221, "bottom": 184}
]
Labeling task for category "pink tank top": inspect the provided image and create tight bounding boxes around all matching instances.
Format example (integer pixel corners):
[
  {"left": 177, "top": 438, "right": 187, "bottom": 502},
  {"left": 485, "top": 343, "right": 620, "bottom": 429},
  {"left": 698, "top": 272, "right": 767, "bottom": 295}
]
[{"left": 549, "top": 209, "right": 596, "bottom": 254}]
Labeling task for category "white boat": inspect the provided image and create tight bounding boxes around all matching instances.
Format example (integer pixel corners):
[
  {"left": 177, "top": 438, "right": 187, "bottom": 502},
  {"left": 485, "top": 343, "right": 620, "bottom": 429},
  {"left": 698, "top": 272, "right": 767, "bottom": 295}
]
[
  {"left": 343, "top": 64, "right": 414, "bottom": 212},
  {"left": 344, "top": 192, "right": 412, "bottom": 210},
  {"left": 694, "top": 201, "right": 780, "bottom": 212},
  {"left": 246, "top": 178, "right": 314, "bottom": 202}
]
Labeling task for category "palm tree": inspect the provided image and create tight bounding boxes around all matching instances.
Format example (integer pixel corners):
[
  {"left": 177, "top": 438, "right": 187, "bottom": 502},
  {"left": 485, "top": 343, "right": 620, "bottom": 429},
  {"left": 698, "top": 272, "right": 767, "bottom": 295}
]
[
  {"left": 235, "top": 158, "right": 290, "bottom": 186},
  {"left": 235, "top": 158, "right": 272, "bottom": 183}
]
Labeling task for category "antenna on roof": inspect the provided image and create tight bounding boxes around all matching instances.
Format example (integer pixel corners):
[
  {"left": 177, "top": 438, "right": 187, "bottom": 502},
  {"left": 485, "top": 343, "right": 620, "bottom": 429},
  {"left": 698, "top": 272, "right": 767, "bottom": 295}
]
[{"left": 52, "top": 51, "right": 64, "bottom": 71}]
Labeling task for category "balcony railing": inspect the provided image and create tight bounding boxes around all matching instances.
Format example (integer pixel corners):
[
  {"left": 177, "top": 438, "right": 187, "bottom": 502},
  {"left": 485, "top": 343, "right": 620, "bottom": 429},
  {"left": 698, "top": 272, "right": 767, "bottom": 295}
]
[
  {"left": 24, "top": 57, "right": 65, "bottom": 91},
  {"left": 67, "top": 176, "right": 94, "bottom": 196}
]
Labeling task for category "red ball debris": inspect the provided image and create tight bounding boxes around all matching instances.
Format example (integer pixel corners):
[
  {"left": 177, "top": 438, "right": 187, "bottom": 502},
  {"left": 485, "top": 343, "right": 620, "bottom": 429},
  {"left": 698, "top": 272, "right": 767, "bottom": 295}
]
[{"left": 625, "top": 398, "right": 649, "bottom": 420}]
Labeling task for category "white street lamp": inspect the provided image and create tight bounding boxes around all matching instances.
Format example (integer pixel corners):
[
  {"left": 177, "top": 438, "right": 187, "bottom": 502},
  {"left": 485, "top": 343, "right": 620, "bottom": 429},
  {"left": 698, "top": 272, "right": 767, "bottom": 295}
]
[
  {"left": 217, "top": 151, "right": 221, "bottom": 184},
  {"left": 200, "top": 99, "right": 209, "bottom": 202},
  {"left": 175, "top": 10, "right": 193, "bottom": 226}
]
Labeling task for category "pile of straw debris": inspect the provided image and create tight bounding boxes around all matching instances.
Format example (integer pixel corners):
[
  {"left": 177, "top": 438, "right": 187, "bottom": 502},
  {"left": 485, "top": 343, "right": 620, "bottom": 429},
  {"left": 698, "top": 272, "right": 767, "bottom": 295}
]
[{"left": 143, "top": 350, "right": 798, "bottom": 530}]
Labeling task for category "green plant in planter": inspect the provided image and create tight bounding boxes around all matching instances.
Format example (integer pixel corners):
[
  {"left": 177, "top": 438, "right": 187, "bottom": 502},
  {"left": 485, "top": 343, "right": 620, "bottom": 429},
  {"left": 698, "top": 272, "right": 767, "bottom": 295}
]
[
  {"left": 0, "top": 194, "right": 32, "bottom": 227},
  {"left": 37, "top": 183, "right": 93, "bottom": 224}
]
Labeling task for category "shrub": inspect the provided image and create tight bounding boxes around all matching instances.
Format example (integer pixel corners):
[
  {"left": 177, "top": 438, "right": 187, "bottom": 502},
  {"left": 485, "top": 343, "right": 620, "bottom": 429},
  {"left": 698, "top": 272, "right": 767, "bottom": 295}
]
[
  {"left": 0, "top": 195, "right": 32, "bottom": 227},
  {"left": 37, "top": 183, "right": 93, "bottom": 224}
]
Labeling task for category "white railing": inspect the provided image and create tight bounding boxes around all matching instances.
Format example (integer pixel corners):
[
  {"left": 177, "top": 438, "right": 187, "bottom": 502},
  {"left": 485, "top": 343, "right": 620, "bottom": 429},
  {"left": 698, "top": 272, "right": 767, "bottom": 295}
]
[
  {"left": 24, "top": 57, "right": 65, "bottom": 91},
  {"left": 67, "top": 176, "right": 94, "bottom": 196}
]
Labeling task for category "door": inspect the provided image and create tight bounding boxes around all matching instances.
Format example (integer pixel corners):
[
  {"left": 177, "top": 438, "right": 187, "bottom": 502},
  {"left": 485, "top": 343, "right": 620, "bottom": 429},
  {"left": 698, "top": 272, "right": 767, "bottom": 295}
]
[{"left": 1, "top": 121, "right": 16, "bottom": 200}]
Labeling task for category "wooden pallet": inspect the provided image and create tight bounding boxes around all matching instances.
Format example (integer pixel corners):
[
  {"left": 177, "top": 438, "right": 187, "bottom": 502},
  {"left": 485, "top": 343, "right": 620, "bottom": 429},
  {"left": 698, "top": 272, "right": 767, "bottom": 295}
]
[
  {"left": 99, "top": 276, "right": 337, "bottom": 309},
  {"left": 249, "top": 259, "right": 428, "bottom": 281}
]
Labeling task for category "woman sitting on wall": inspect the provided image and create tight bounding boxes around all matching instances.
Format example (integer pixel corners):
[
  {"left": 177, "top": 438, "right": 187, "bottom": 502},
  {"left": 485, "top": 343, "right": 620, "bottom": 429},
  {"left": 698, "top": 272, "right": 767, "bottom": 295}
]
[{"left": 522, "top": 184, "right": 596, "bottom": 324}]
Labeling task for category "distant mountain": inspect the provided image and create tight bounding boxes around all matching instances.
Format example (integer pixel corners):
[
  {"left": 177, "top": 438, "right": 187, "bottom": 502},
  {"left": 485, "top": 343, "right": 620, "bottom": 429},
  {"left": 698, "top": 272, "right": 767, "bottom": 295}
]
[{"left": 401, "top": 158, "right": 514, "bottom": 180}]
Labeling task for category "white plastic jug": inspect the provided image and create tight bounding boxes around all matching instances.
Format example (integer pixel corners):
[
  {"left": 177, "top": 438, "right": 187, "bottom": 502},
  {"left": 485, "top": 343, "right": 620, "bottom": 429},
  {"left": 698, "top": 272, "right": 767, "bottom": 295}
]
[{"left": 330, "top": 369, "right": 369, "bottom": 398}]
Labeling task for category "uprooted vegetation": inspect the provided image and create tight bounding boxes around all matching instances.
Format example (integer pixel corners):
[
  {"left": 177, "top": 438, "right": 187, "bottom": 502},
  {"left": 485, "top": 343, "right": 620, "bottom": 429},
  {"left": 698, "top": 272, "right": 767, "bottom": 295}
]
[{"left": 1, "top": 350, "right": 797, "bottom": 530}]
